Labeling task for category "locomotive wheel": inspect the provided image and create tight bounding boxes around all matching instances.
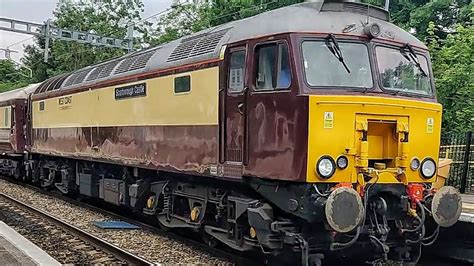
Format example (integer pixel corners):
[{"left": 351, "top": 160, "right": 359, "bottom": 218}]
[{"left": 158, "top": 219, "right": 171, "bottom": 231}]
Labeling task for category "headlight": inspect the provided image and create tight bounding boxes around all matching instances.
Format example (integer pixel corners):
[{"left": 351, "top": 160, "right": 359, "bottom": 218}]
[
  {"left": 363, "top": 23, "right": 381, "bottom": 38},
  {"left": 410, "top": 158, "right": 420, "bottom": 171},
  {"left": 420, "top": 158, "right": 436, "bottom": 179},
  {"left": 316, "top": 156, "right": 336, "bottom": 179},
  {"left": 336, "top": 155, "right": 348, "bottom": 170}
]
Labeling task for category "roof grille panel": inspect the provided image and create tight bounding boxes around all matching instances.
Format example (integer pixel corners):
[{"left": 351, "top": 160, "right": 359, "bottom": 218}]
[
  {"left": 190, "top": 32, "right": 226, "bottom": 57},
  {"left": 63, "top": 72, "right": 80, "bottom": 87},
  {"left": 167, "top": 28, "right": 231, "bottom": 62},
  {"left": 167, "top": 39, "right": 200, "bottom": 62},
  {"left": 129, "top": 50, "right": 156, "bottom": 71},
  {"left": 71, "top": 69, "right": 92, "bottom": 85},
  {"left": 86, "top": 65, "right": 106, "bottom": 81},
  {"left": 34, "top": 74, "right": 69, "bottom": 94},
  {"left": 98, "top": 60, "right": 120, "bottom": 79},
  {"left": 114, "top": 56, "right": 137, "bottom": 74},
  {"left": 113, "top": 49, "right": 157, "bottom": 74}
]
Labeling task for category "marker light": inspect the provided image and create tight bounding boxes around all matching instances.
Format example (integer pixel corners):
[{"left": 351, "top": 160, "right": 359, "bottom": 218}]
[
  {"left": 336, "top": 156, "right": 348, "bottom": 170},
  {"left": 410, "top": 158, "right": 420, "bottom": 171}
]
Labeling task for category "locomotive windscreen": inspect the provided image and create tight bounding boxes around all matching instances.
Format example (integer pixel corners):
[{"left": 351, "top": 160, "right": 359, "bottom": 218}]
[{"left": 301, "top": 41, "right": 372, "bottom": 88}]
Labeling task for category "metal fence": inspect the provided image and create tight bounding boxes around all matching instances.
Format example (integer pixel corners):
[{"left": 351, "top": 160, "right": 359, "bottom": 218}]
[{"left": 439, "top": 131, "right": 473, "bottom": 194}]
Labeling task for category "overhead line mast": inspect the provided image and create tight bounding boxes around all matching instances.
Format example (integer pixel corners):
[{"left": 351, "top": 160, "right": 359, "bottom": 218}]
[{"left": 0, "top": 17, "right": 134, "bottom": 62}]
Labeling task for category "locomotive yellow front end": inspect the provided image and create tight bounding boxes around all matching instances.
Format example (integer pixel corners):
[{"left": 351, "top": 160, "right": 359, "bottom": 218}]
[
  {"left": 307, "top": 95, "right": 462, "bottom": 230},
  {"left": 307, "top": 95, "right": 442, "bottom": 185},
  {"left": 300, "top": 33, "right": 463, "bottom": 262}
]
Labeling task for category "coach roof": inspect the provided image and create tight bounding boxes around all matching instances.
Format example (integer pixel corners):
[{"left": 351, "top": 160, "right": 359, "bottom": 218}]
[
  {"left": 35, "top": 1, "right": 425, "bottom": 95},
  {"left": 0, "top": 83, "right": 41, "bottom": 102}
]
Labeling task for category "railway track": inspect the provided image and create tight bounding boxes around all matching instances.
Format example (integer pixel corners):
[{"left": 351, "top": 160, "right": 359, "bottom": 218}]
[
  {"left": 0, "top": 192, "right": 153, "bottom": 265},
  {"left": 0, "top": 177, "right": 261, "bottom": 265}
]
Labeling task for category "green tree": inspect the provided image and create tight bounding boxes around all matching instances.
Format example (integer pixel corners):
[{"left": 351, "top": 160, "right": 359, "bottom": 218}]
[
  {"left": 365, "top": 0, "right": 472, "bottom": 41},
  {"left": 0, "top": 60, "right": 30, "bottom": 92},
  {"left": 0, "top": 60, "right": 17, "bottom": 83},
  {"left": 22, "top": 0, "right": 148, "bottom": 82},
  {"left": 150, "top": 0, "right": 303, "bottom": 46},
  {"left": 428, "top": 22, "right": 474, "bottom": 133}
]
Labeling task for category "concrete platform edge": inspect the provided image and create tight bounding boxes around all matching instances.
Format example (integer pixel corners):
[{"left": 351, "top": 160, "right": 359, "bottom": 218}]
[
  {"left": 460, "top": 212, "right": 474, "bottom": 223},
  {"left": 0, "top": 221, "right": 60, "bottom": 265}
]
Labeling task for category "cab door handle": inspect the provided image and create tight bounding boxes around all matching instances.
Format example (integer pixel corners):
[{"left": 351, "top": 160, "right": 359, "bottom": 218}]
[{"left": 237, "top": 102, "right": 244, "bottom": 115}]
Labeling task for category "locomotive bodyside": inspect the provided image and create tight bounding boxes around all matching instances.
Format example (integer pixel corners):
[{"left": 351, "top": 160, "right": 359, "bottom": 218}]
[{"left": 31, "top": 66, "right": 220, "bottom": 175}]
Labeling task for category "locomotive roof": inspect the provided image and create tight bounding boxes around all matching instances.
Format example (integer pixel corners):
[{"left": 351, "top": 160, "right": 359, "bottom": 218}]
[{"left": 35, "top": 1, "right": 426, "bottom": 95}]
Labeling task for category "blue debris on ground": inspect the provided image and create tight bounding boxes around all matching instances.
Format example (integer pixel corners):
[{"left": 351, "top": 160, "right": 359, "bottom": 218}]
[{"left": 93, "top": 220, "right": 140, "bottom": 230}]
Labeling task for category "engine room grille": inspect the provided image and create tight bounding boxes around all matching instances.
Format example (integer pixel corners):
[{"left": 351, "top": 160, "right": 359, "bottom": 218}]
[
  {"left": 98, "top": 60, "right": 120, "bottom": 79},
  {"left": 35, "top": 74, "right": 69, "bottom": 94},
  {"left": 63, "top": 69, "right": 92, "bottom": 87},
  {"left": 129, "top": 51, "right": 155, "bottom": 71},
  {"left": 86, "top": 59, "right": 121, "bottom": 82},
  {"left": 86, "top": 65, "right": 105, "bottom": 81},
  {"left": 167, "top": 28, "right": 231, "bottom": 62},
  {"left": 60, "top": 48, "right": 158, "bottom": 89},
  {"left": 114, "top": 48, "right": 157, "bottom": 74},
  {"left": 114, "top": 56, "right": 136, "bottom": 74}
]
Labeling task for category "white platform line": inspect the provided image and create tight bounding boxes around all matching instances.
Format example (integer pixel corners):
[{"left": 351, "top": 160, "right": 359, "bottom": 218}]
[
  {"left": 0, "top": 221, "right": 60, "bottom": 265},
  {"left": 459, "top": 212, "right": 474, "bottom": 223}
]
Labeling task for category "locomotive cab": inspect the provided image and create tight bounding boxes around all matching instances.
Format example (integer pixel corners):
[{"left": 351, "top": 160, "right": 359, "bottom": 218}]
[{"left": 218, "top": 2, "right": 462, "bottom": 264}]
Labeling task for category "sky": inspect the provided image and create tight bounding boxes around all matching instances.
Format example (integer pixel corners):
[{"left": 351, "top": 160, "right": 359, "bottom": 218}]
[{"left": 0, "top": 0, "right": 174, "bottom": 62}]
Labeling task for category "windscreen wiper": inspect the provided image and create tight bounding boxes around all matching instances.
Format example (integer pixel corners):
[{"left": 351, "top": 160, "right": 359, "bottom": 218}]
[
  {"left": 326, "top": 33, "right": 351, "bottom": 74},
  {"left": 401, "top": 43, "right": 427, "bottom": 77}
]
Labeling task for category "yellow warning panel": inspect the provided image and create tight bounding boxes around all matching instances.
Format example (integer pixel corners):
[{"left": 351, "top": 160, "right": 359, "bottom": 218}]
[
  {"left": 427, "top": 117, "right": 434, "bottom": 134},
  {"left": 324, "top": 112, "right": 333, "bottom": 129}
]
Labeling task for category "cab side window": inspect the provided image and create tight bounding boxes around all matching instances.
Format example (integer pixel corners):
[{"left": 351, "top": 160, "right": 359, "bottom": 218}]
[
  {"left": 256, "top": 43, "right": 291, "bottom": 90},
  {"left": 228, "top": 50, "right": 246, "bottom": 93}
]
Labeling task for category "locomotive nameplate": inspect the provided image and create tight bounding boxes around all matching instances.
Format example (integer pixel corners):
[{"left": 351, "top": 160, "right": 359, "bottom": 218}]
[{"left": 115, "top": 83, "right": 147, "bottom": 100}]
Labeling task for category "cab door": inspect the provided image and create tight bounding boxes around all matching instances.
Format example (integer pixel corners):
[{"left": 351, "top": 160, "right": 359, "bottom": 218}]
[
  {"left": 244, "top": 39, "right": 308, "bottom": 181},
  {"left": 222, "top": 46, "right": 248, "bottom": 173}
]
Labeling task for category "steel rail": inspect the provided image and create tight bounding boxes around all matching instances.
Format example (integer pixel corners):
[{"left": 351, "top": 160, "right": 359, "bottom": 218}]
[
  {"left": 0, "top": 192, "right": 153, "bottom": 266},
  {"left": 0, "top": 177, "right": 260, "bottom": 265}
]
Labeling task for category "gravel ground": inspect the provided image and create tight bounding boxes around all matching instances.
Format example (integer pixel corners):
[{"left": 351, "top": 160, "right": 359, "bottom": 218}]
[
  {"left": 0, "top": 201, "right": 123, "bottom": 264},
  {"left": 0, "top": 179, "right": 232, "bottom": 264}
]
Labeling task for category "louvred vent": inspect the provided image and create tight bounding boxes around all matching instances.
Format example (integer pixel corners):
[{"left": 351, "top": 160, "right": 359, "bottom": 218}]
[{"left": 167, "top": 28, "right": 231, "bottom": 62}]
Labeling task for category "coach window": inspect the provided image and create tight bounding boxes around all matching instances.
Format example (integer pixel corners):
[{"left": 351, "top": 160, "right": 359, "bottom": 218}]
[
  {"left": 174, "top": 75, "right": 191, "bottom": 94},
  {"left": 228, "top": 50, "right": 246, "bottom": 93},
  {"left": 3, "top": 108, "right": 8, "bottom": 128},
  {"left": 255, "top": 43, "right": 291, "bottom": 90}
]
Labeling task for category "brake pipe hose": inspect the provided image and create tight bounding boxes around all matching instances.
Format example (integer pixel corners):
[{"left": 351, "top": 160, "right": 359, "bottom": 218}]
[
  {"left": 401, "top": 201, "right": 426, "bottom": 233},
  {"left": 421, "top": 225, "right": 440, "bottom": 246},
  {"left": 330, "top": 226, "right": 361, "bottom": 250}
]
